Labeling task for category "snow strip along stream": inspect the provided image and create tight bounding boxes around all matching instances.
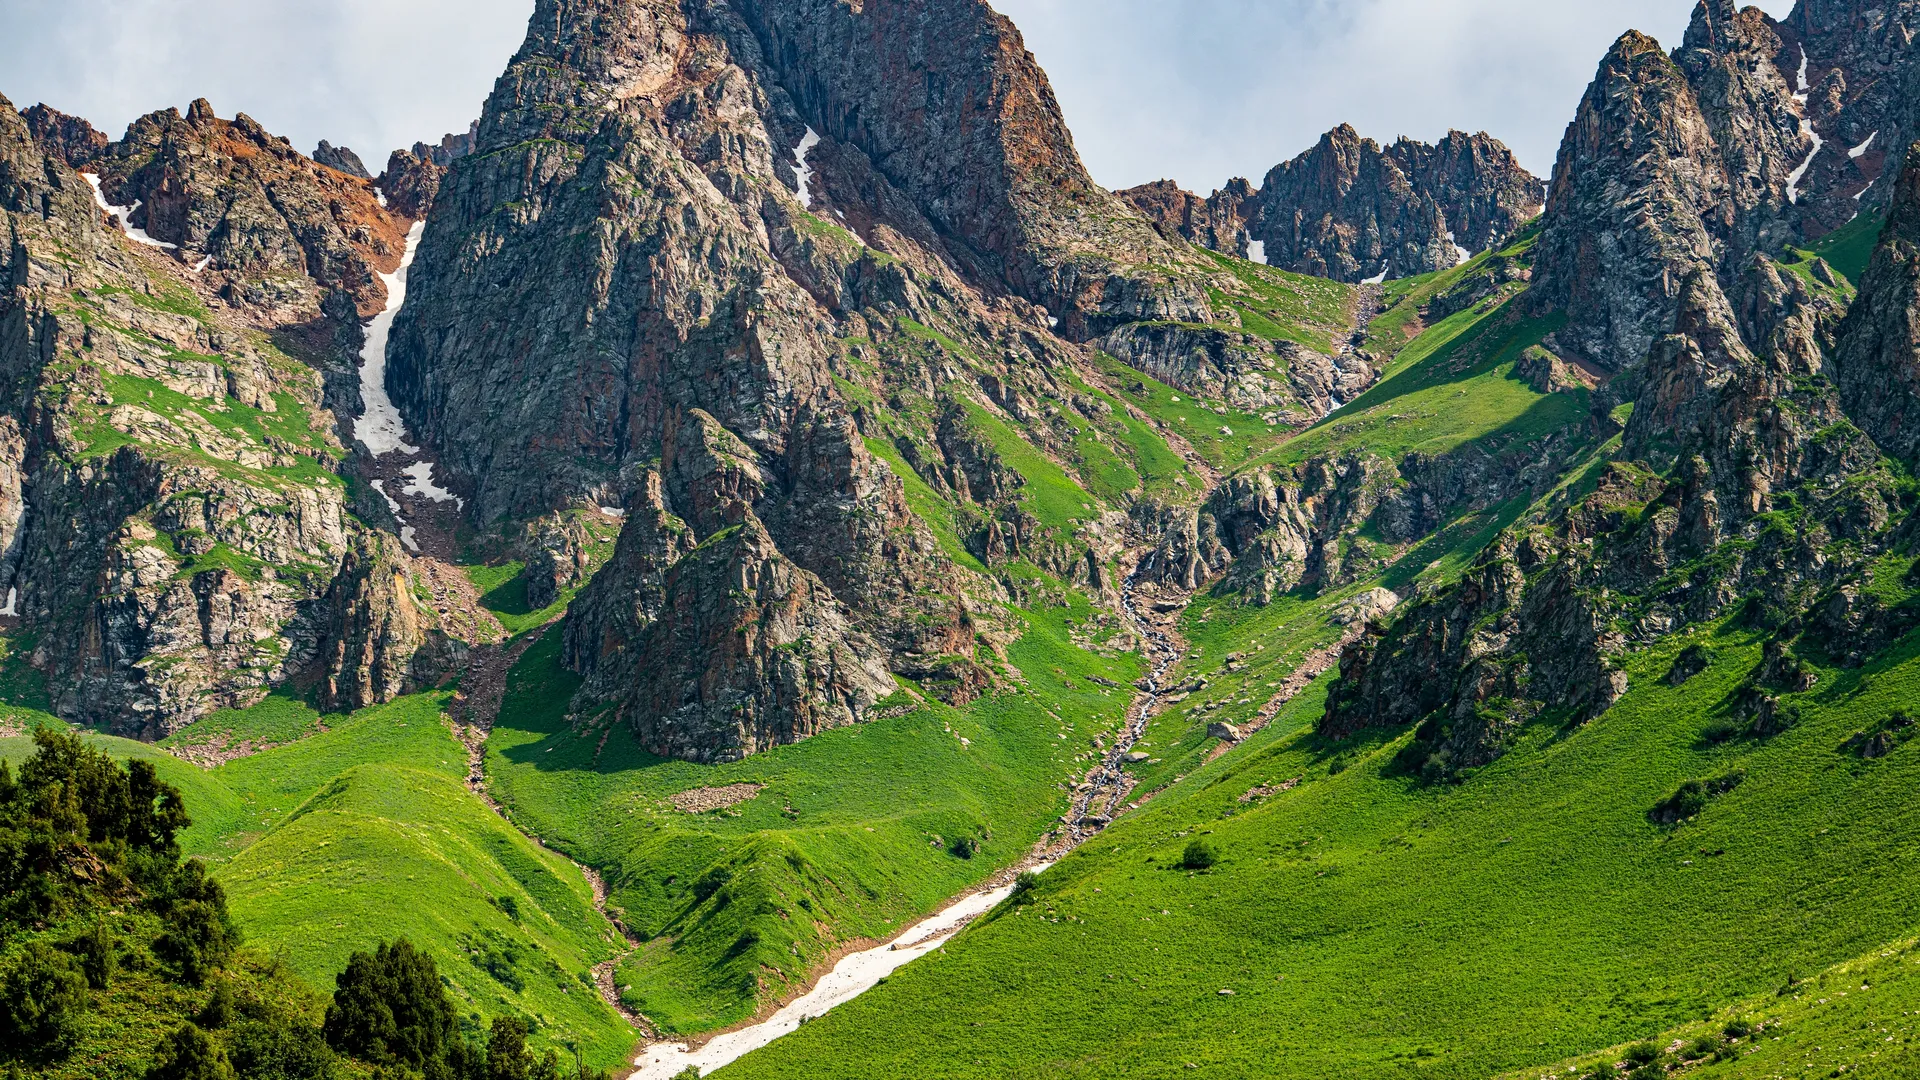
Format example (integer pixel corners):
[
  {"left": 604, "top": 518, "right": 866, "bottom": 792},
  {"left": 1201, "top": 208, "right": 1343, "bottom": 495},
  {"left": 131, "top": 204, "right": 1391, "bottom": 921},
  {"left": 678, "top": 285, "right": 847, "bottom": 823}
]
[{"left": 633, "top": 864, "right": 1051, "bottom": 1078}]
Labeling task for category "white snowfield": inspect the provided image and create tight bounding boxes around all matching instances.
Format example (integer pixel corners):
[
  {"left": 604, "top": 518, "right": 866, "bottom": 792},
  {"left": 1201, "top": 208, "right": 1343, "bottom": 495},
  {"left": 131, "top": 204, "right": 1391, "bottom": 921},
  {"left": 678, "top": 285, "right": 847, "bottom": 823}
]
[
  {"left": 1246, "top": 239, "right": 1268, "bottom": 265},
  {"left": 1850, "top": 132, "right": 1878, "bottom": 159},
  {"left": 354, "top": 222, "right": 426, "bottom": 457},
  {"left": 400, "top": 461, "right": 463, "bottom": 511},
  {"left": 793, "top": 128, "right": 822, "bottom": 209},
  {"left": 632, "top": 865, "right": 1051, "bottom": 1078},
  {"left": 1362, "top": 268, "right": 1387, "bottom": 285},
  {"left": 82, "top": 174, "right": 179, "bottom": 251},
  {"left": 1787, "top": 119, "right": 1825, "bottom": 205}
]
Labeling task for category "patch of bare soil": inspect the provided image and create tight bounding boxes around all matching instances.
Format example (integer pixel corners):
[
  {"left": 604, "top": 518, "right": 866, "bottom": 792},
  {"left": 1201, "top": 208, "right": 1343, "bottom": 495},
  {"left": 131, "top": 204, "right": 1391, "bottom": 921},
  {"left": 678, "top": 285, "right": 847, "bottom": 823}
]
[{"left": 669, "top": 784, "right": 765, "bottom": 814}]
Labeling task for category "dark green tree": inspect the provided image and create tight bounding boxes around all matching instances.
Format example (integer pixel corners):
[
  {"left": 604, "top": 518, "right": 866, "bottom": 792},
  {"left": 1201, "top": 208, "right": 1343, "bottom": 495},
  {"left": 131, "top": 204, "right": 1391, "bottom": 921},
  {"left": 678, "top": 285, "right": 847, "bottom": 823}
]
[
  {"left": 483, "top": 1016, "right": 565, "bottom": 1080},
  {"left": 324, "top": 939, "right": 462, "bottom": 1075},
  {"left": 64, "top": 918, "right": 116, "bottom": 990},
  {"left": 143, "top": 1023, "right": 235, "bottom": 1080},
  {"left": 0, "top": 942, "right": 89, "bottom": 1057}
]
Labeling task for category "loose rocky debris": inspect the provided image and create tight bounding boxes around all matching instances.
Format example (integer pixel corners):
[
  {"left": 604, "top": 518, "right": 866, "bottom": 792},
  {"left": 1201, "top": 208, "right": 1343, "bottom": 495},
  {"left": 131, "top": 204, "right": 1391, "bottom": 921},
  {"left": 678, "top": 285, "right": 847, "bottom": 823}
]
[
  {"left": 670, "top": 784, "right": 766, "bottom": 814},
  {"left": 1240, "top": 778, "right": 1302, "bottom": 804}
]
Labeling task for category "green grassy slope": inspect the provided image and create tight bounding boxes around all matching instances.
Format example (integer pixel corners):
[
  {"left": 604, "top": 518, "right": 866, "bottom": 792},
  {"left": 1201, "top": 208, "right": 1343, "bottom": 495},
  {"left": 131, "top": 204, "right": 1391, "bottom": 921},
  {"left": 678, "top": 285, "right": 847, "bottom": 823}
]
[
  {"left": 486, "top": 605, "right": 1143, "bottom": 1034},
  {"left": 714, "top": 612, "right": 1920, "bottom": 1079},
  {"left": 5, "top": 695, "right": 636, "bottom": 1067}
]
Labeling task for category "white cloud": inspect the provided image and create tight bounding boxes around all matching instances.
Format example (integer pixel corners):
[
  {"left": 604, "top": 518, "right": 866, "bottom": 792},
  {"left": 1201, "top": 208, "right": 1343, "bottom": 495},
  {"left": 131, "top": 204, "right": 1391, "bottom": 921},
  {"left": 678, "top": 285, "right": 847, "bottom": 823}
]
[
  {"left": 0, "top": 0, "right": 528, "bottom": 165},
  {"left": 993, "top": 0, "right": 1801, "bottom": 190},
  {"left": 0, "top": 0, "right": 1801, "bottom": 189}
]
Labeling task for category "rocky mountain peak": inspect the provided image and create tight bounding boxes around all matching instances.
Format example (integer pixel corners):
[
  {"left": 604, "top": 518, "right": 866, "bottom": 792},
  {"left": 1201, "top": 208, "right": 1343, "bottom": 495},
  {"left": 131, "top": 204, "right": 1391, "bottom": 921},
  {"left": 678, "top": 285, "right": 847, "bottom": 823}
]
[
  {"left": 20, "top": 103, "right": 107, "bottom": 168},
  {"left": 1244, "top": 123, "right": 1543, "bottom": 282},
  {"left": 313, "top": 140, "right": 373, "bottom": 179}
]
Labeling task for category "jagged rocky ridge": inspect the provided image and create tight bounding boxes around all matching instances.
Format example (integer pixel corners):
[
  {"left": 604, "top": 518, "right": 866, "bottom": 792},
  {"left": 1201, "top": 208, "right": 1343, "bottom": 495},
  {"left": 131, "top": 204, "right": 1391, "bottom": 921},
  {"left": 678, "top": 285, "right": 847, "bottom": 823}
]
[
  {"left": 1120, "top": 126, "right": 1545, "bottom": 283},
  {"left": 0, "top": 93, "right": 469, "bottom": 738},
  {"left": 1318, "top": 2, "right": 1920, "bottom": 777}
]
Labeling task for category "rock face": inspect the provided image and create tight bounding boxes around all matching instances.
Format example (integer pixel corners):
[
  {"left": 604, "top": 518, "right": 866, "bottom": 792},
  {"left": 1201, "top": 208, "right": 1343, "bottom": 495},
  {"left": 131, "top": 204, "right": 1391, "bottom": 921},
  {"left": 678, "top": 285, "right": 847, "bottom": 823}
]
[
  {"left": 1832, "top": 142, "right": 1920, "bottom": 463},
  {"left": 1776, "top": 0, "right": 1920, "bottom": 235},
  {"left": 0, "top": 93, "right": 454, "bottom": 738},
  {"left": 571, "top": 508, "right": 895, "bottom": 763},
  {"left": 86, "top": 99, "right": 408, "bottom": 318},
  {"left": 1117, "top": 179, "right": 1254, "bottom": 257},
  {"left": 21, "top": 104, "right": 107, "bottom": 168},
  {"left": 373, "top": 123, "right": 478, "bottom": 220},
  {"left": 1318, "top": 5, "right": 1920, "bottom": 776},
  {"left": 724, "top": 0, "right": 1210, "bottom": 335},
  {"left": 1245, "top": 126, "right": 1544, "bottom": 282},
  {"left": 313, "top": 141, "right": 372, "bottom": 179}
]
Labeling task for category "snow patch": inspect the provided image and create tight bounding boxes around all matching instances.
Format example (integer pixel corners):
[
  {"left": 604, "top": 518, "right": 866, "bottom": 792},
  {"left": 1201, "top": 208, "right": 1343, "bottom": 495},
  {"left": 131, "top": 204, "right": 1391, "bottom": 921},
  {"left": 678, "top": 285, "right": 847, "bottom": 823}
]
[
  {"left": 1, "top": 588, "right": 16, "bottom": 618},
  {"left": 632, "top": 864, "right": 1054, "bottom": 1079},
  {"left": 1794, "top": 43, "right": 1811, "bottom": 102},
  {"left": 370, "top": 479, "right": 403, "bottom": 516},
  {"left": 792, "top": 128, "right": 822, "bottom": 209},
  {"left": 599, "top": 506, "right": 627, "bottom": 518},
  {"left": 1787, "top": 117, "right": 1825, "bottom": 205},
  {"left": 400, "top": 461, "right": 463, "bottom": 511},
  {"left": 1246, "top": 239, "right": 1268, "bottom": 266},
  {"left": 1362, "top": 268, "right": 1388, "bottom": 285},
  {"left": 1855, "top": 178, "right": 1875, "bottom": 202},
  {"left": 1447, "top": 231, "right": 1472, "bottom": 267},
  {"left": 374, "top": 187, "right": 389, "bottom": 209},
  {"left": 1850, "top": 132, "right": 1878, "bottom": 159},
  {"left": 190, "top": 255, "right": 212, "bottom": 274},
  {"left": 354, "top": 221, "right": 426, "bottom": 456},
  {"left": 399, "top": 526, "right": 419, "bottom": 553},
  {"left": 82, "top": 173, "right": 179, "bottom": 251}
]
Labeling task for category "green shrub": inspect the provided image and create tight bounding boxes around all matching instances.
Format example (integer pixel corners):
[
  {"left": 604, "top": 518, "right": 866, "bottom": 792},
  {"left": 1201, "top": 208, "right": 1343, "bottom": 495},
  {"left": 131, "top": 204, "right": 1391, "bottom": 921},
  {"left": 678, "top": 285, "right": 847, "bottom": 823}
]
[
  {"left": 323, "top": 939, "right": 464, "bottom": 1074},
  {"left": 1182, "top": 838, "right": 1219, "bottom": 871},
  {"left": 1010, "top": 872, "right": 1039, "bottom": 903},
  {"left": 1681, "top": 1034, "right": 1719, "bottom": 1059},
  {"left": 1623, "top": 1042, "right": 1662, "bottom": 1065},
  {"left": 63, "top": 919, "right": 116, "bottom": 990},
  {"left": 143, "top": 1023, "right": 235, "bottom": 1080},
  {"left": 198, "top": 980, "right": 236, "bottom": 1029},
  {"left": 228, "top": 1017, "right": 338, "bottom": 1080},
  {"left": 1722, "top": 1019, "right": 1753, "bottom": 1039},
  {"left": 0, "top": 942, "right": 89, "bottom": 1057}
]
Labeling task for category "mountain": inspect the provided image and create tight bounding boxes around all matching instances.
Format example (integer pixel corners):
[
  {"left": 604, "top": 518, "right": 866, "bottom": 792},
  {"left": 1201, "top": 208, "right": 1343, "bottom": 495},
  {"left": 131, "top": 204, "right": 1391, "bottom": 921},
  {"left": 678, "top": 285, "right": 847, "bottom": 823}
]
[
  {"left": 1120, "top": 126, "right": 1546, "bottom": 283},
  {"left": 7, "top": 0, "right": 1920, "bottom": 1078}
]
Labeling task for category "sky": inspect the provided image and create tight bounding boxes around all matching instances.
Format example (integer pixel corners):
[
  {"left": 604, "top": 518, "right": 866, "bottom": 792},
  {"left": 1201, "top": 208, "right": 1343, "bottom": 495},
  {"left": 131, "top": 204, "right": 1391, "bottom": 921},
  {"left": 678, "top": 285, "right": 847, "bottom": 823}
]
[{"left": 0, "top": 0, "right": 1797, "bottom": 188}]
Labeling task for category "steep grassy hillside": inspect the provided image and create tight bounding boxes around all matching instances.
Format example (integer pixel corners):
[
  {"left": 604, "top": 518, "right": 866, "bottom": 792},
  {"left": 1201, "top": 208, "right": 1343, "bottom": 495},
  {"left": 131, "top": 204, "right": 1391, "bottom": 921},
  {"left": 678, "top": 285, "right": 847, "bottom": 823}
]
[
  {"left": 3, "top": 695, "right": 637, "bottom": 1068},
  {"left": 487, "top": 602, "right": 1143, "bottom": 1034},
  {"left": 713, "top": 622, "right": 1920, "bottom": 1080}
]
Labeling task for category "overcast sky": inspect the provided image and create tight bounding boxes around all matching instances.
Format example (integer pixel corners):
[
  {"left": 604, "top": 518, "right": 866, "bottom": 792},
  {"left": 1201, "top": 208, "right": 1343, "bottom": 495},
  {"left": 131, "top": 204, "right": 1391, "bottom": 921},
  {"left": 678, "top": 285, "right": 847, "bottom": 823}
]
[{"left": 0, "top": 0, "right": 1796, "bottom": 188}]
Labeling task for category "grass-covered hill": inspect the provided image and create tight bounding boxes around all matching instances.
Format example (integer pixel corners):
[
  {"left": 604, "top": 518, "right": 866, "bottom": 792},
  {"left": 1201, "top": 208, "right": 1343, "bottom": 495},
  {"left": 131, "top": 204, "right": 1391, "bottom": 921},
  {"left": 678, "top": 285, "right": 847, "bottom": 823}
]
[{"left": 0, "top": 692, "right": 636, "bottom": 1073}]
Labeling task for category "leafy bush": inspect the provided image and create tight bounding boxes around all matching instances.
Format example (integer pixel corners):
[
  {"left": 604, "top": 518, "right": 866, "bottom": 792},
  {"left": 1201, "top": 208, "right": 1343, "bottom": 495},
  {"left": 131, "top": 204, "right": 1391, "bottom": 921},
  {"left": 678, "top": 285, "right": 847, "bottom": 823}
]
[
  {"left": 1649, "top": 771, "right": 1745, "bottom": 825},
  {"left": 228, "top": 1017, "right": 339, "bottom": 1080},
  {"left": 143, "top": 1023, "right": 234, "bottom": 1080},
  {"left": 1010, "top": 871, "right": 1039, "bottom": 903},
  {"left": 1182, "top": 838, "right": 1219, "bottom": 871},
  {"left": 0, "top": 942, "right": 89, "bottom": 1057},
  {"left": 63, "top": 919, "right": 115, "bottom": 990},
  {"left": 323, "top": 939, "right": 466, "bottom": 1075},
  {"left": 1681, "top": 1034, "right": 1719, "bottom": 1059},
  {"left": 1623, "top": 1042, "right": 1662, "bottom": 1065}
]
